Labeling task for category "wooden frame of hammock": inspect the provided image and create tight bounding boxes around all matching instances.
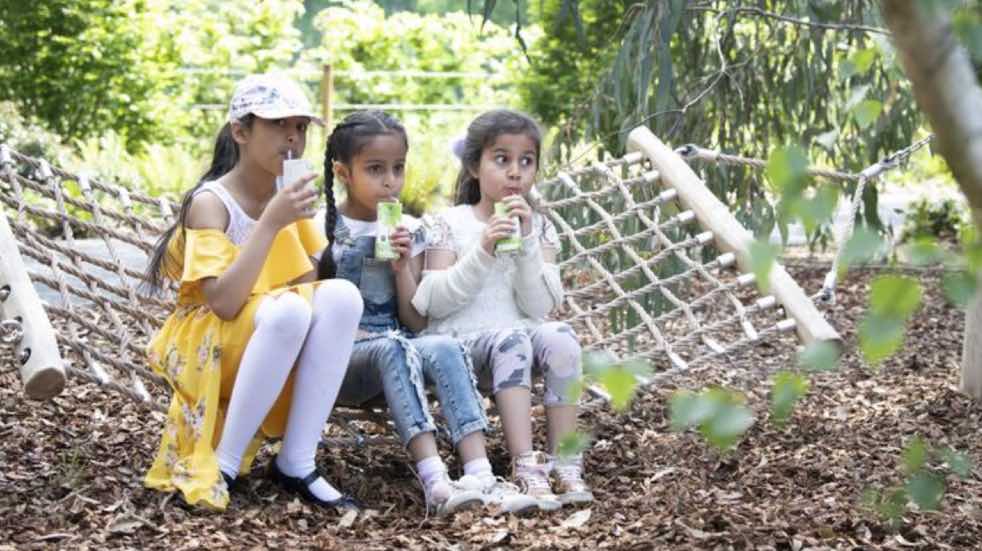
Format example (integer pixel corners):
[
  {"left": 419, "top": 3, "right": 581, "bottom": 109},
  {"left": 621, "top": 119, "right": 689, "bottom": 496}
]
[
  {"left": 0, "top": 205, "right": 65, "bottom": 399},
  {"left": 627, "top": 127, "right": 842, "bottom": 347}
]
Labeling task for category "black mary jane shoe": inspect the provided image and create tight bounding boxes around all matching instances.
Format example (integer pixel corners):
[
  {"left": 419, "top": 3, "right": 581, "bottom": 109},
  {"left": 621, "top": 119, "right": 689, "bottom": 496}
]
[
  {"left": 267, "top": 457, "right": 361, "bottom": 512},
  {"left": 221, "top": 470, "right": 239, "bottom": 493}
]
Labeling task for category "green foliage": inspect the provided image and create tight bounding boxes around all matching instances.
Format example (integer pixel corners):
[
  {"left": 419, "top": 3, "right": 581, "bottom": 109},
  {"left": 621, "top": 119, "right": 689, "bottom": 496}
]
[
  {"left": 898, "top": 198, "right": 967, "bottom": 245},
  {"left": 515, "top": 1, "right": 636, "bottom": 139},
  {"left": 0, "top": 0, "right": 182, "bottom": 150},
  {"left": 73, "top": 131, "right": 205, "bottom": 200},
  {"left": 514, "top": 1, "right": 918, "bottom": 239},
  {"left": 165, "top": 0, "right": 306, "bottom": 150},
  {"left": 582, "top": 351, "right": 652, "bottom": 411},
  {"left": 797, "top": 340, "right": 841, "bottom": 373},
  {"left": 839, "top": 225, "right": 886, "bottom": 278},
  {"left": 0, "top": 0, "right": 306, "bottom": 152},
  {"left": 669, "top": 387, "right": 754, "bottom": 451},
  {"left": 0, "top": 102, "right": 76, "bottom": 166},
  {"left": 748, "top": 239, "right": 779, "bottom": 293},
  {"left": 301, "top": 1, "right": 529, "bottom": 111},
  {"left": 864, "top": 436, "right": 973, "bottom": 526},
  {"left": 858, "top": 275, "right": 922, "bottom": 365},
  {"left": 769, "top": 371, "right": 810, "bottom": 427},
  {"left": 557, "top": 431, "right": 593, "bottom": 459}
]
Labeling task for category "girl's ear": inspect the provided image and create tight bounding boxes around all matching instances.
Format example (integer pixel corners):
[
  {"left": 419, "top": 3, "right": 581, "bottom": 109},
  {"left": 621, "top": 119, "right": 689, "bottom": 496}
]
[
  {"left": 466, "top": 160, "right": 480, "bottom": 180},
  {"left": 333, "top": 161, "right": 351, "bottom": 185},
  {"left": 230, "top": 120, "right": 250, "bottom": 145}
]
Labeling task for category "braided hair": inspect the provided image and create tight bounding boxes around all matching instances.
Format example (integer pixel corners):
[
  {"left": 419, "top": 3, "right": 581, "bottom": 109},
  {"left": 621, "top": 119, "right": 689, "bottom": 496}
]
[{"left": 317, "top": 110, "right": 408, "bottom": 279}]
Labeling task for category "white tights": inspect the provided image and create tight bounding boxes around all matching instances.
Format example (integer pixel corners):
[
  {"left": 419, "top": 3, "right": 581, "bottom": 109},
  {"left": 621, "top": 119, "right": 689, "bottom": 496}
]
[{"left": 215, "top": 280, "right": 362, "bottom": 500}]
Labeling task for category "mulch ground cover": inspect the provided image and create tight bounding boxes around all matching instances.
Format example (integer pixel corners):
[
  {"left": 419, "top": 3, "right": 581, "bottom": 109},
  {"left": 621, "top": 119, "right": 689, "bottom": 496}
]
[{"left": 2, "top": 265, "right": 981, "bottom": 550}]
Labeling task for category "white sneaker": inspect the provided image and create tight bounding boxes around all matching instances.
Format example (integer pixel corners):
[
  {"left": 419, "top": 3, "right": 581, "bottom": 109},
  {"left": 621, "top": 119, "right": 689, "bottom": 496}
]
[
  {"left": 550, "top": 454, "right": 594, "bottom": 505},
  {"left": 425, "top": 472, "right": 485, "bottom": 517},
  {"left": 460, "top": 473, "right": 539, "bottom": 515},
  {"left": 511, "top": 451, "right": 562, "bottom": 511}
]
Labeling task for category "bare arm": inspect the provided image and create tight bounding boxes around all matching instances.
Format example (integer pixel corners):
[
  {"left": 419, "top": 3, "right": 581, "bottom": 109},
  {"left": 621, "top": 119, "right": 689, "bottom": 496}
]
[
  {"left": 190, "top": 175, "right": 319, "bottom": 320},
  {"left": 187, "top": 192, "right": 278, "bottom": 321}
]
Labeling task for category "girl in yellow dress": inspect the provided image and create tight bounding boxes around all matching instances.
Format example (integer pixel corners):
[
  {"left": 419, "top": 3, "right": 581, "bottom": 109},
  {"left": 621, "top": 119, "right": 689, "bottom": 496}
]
[{"left": 141, "top": 74, "right": 363, "bottom": 511}]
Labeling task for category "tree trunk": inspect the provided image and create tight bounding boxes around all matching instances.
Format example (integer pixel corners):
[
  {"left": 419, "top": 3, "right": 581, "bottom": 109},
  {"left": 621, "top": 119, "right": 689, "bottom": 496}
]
[{"left": 880, "top": 2, "right": 982, "bottom": 399}]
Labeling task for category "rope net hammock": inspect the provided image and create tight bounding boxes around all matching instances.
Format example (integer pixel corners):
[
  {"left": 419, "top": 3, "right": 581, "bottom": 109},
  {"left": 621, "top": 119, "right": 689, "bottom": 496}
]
[{"left": 0, "top": 127, "right": 840, "bottom": 419}]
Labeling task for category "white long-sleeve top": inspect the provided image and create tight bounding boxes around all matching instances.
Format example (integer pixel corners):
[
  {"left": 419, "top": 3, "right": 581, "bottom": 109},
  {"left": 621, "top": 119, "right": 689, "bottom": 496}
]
[{"left": 412, "top": 204, "right": 564, "bottom": 337}]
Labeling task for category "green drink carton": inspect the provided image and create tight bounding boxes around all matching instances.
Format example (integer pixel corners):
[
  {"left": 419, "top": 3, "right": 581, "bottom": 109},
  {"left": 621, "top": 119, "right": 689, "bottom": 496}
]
[
  {"left": 494, "top": 201, "right": 522, "bottom": 256},
  {"left": 375, "top": 199, "right": 403, "bottom": 261}
]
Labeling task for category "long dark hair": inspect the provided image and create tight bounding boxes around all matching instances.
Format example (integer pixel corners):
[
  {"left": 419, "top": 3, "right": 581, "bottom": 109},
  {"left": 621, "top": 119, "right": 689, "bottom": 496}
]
[
  {"left": 141, "top": 115, "right": 255, "bottom": 294},
  {"left": 454, "top": 109, "right": 542, "bottom": 205},
  {"left": 316, "top": 110, "right": 408, "bottom": 279}
]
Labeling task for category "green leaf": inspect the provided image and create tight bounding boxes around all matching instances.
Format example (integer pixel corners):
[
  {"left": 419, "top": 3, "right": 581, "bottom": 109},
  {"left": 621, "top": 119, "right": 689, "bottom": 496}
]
[
  {"left": 766, "top": 145, "right": 809, "bottom": 196},
  {"left": 940, "top": 448, "right": 973, "bottom": 478},
  {"left": 850, "top": 48, "right": 878, "bottom": 76},
  {"left": 770, "top": 371, "right": 810, "bottom": 427},
  {"left": 672, "top": 388, "right": 753, "bottom": 451},
  {"left": 839, "top": 226, "right": 885, "bottom": 277},
  {"left": 794, "top": 185, "right": 839, "bottom": 235},
  {"left": 906, "top": 471, "right": 945, "bottom": 511},
  {"left": 582, "top": 350, "right": 618, "bottom": 377},
  {"left": 596, "top": 366, "right": 640, "bottom": 412},
  {"left": 853, "top": 99, "right": 882, "bottom": 130},
  {"left": 953, "top": 10, "right": 982, "bottom": 61},
  {"left": 904, "top": 238, "right": 947, "bottom": 266},
  {"left": 859, "top": 312, "right": 906, "bottom": 365},
  {"left": 557, "top": 431, "right": 592, "bottom": 459},
  {"left": 669, "top": 390, "right": 715, "bottom": 431},
  {"left": 902, "top": 435, "right": 928, "bottom": 475},
  {"left": 702, "top": 401, "right": 754, "bottom": 451},
  {"left": 798, "top": 340, "right": 841, "bottom": 372},
  {"left": 869, "top": 275, "right": 922, "bottom": 318},
  {"left": 564, "top": 377, "right": 585, "bottom": 404},
  {"left": 942, "top": 271, "right": 978, "bottom": 307},
  {"left": 749, "top": 239, "right": 780, "bottom": 292}
]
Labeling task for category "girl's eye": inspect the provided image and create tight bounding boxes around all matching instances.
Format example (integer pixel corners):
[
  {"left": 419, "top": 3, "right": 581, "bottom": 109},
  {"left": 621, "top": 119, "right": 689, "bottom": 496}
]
[
  {"left": 394, "top": 164, "right": 405, "bottom": 176},
  {"left": 368, "top": 165, "right": 383, "bottom": 175},
  {"left": 274, "top": 119, "right": 288, "bottom": 127},
  {"left": 297, "top": 123, "right": 308, "bottom": 133},
  {"left": 520, "top": 157, "right": 534, "bottom": 167},
  {"left": 494, "top": 154, "right": 507, "bottom": 164}
]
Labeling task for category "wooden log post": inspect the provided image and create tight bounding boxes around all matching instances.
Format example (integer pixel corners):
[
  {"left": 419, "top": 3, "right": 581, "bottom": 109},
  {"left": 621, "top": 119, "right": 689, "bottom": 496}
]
[
  {"left": 0, "top": 208, "right": 65, "bottom": 399},
  {"left": 627, "top": 126, "right": 842, "bottom": 348}
]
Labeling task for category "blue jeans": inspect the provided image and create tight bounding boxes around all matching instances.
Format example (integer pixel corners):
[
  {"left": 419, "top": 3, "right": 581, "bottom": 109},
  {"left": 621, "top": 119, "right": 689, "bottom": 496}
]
[{"left": 337, "top": 332, "right": 488, "bottom": 447}]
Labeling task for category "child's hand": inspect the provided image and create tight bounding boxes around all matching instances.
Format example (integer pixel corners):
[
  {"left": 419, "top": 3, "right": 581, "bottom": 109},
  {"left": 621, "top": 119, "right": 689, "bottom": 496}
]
[
  {"left": 389, "top": 225, "right": 413, "bottom": 272},
  {"left": 502, "top": 195, "right": 533, "bottom": 236},
  {"left": 480, "top": 214, "right": 521, "bottom": 256},
  {"left": 261, "top": 174, "right": 319, "bottom": 230}
]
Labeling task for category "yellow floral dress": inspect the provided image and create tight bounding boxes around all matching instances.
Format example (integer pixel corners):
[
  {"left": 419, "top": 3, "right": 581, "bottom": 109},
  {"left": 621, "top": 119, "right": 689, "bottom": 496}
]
[{"left": 144, "top": 218, "right": 327, "bottom": 509}]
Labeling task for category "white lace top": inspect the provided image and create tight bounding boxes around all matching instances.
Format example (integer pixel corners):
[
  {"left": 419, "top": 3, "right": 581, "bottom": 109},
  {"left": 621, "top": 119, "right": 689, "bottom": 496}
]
[
  {"left": 421, "top": 204, "right": 561, "bottom": 336},
  {"left": 194, "top": 181, "right": 256, "bottom": 245}
]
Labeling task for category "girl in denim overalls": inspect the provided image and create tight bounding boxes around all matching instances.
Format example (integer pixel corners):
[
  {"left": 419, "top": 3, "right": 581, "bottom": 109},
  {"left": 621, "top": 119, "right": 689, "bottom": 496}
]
[{"left": 315, "top": 111, "right": 535, "bottom": 516}]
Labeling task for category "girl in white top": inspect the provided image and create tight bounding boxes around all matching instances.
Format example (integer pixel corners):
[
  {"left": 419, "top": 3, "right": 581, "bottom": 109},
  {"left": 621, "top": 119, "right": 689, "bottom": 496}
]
[{"left": 413, "top": 110, "right": 593, "bottom": 508}]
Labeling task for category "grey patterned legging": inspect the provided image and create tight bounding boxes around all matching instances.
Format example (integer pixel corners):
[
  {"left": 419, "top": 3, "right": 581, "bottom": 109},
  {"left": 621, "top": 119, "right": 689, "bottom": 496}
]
[{"left": 462, "top": 321, "right": 582, "bottom": 406}]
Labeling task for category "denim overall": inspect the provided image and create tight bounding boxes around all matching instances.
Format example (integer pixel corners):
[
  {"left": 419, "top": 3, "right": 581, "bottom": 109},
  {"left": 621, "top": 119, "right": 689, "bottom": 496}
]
[{"left": 332, "top": 218, "right": 488, "bottom": 446}]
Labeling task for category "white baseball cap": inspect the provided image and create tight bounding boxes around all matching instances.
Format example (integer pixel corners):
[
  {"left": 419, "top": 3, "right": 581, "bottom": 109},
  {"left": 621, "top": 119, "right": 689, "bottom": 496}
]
[{"left": 227, "top": 73, "right": 324, "bottom": 126}]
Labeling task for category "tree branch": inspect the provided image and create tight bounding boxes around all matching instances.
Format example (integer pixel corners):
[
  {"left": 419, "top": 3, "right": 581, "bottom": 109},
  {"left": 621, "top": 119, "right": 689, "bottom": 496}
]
[
  {"left": 879, "top": 1, "right": 982, "bottom": 212},
  {"left": 688, "top": 5, "right": 890, "bottom": 36}
]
